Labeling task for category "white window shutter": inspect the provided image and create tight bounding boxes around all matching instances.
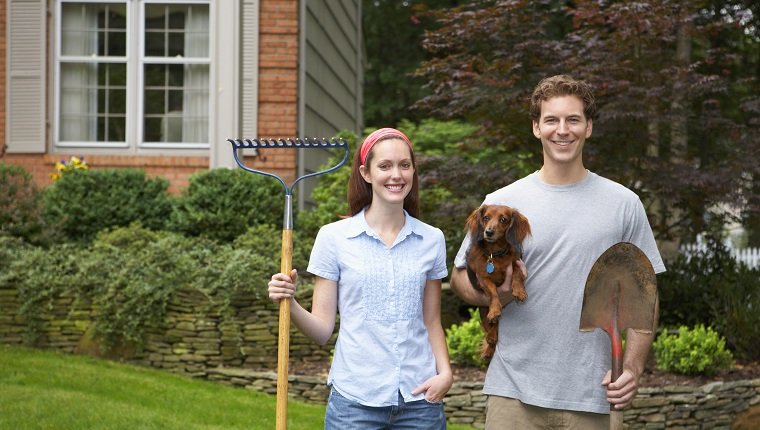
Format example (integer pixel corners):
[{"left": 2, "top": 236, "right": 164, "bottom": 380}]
[
  {"left": 6, "top": 0, "right": 46, "bottom": 153},
  {"left": 240, "top": 0, "right": 259, "bottom": 139}
]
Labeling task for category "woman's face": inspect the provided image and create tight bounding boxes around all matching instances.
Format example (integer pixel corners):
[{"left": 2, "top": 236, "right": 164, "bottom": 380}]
[{"left": 359, "top": 138, "right": 414, "bottom": 207}]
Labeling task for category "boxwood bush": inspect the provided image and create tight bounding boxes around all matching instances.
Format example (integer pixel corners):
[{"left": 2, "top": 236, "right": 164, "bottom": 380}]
[
  {"left": 169, "top": 168, "right": 284, "bottom": 242},
  {"left": 445, "top": 308, "right": 487, "bottom": 368},
  {"left": 0, "top": 163, "right": 45, "bottom": 243},
  {"left": 42, "top": 169, "right": 173, "bottom": 243},
  {"left": 653, "top": 325, "right": 734, "bottom": 376}
]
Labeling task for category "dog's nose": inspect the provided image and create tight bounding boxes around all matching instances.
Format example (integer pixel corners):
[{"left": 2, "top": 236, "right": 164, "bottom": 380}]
[{"left": 484, "top": 229, "right": 494, "bottom": 237}]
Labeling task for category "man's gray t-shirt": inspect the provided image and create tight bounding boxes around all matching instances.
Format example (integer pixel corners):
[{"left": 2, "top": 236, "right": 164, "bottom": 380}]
[{"left": 454, "top": 171, "right": 666, "bottom": 414}]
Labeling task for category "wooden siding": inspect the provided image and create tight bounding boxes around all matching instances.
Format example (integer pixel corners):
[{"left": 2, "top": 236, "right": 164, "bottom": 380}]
[{"left": 299, "top": 0, "right": 363, "bottom": 208}]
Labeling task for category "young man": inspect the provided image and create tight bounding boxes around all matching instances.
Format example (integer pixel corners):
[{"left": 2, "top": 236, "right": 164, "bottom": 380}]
[{"left": 450, "top": 75, "right": 666, "bottom": 429}]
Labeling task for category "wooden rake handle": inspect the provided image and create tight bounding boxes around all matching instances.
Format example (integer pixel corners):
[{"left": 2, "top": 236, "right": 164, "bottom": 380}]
[{"left": 276, "top": 229, "right": 293, "bottom": 430}]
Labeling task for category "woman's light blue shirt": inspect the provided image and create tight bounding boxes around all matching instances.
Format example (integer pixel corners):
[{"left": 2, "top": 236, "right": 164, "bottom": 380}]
[{"left": 307, "top": 209, "right": 448, "bottom": 407}]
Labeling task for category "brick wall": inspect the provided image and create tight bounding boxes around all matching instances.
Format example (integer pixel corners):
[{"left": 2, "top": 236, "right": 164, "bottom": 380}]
[
  {"left": 252, "top": 0, "right": 301, "bottom": 187},
  {"left": 0, "top": 0, "right": 301, "bottom": 195}
]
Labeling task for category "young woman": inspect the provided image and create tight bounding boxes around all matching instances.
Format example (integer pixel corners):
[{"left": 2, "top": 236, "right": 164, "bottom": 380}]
[{"left": 268, "top": 128, "right": 452, "bottom": 429}]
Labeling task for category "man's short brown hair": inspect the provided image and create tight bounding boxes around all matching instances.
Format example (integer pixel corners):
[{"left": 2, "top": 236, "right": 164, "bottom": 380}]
[{"left": 530, "top": 75, "right": 597, "bottom": 121}]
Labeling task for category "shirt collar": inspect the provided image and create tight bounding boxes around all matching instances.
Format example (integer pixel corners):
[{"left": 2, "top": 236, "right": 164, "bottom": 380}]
[{"left": 345, "top": 208, "right": 422, "bottom": 244}]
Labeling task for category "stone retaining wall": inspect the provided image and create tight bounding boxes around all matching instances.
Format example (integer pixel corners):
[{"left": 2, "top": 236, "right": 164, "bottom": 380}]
[
  {"left": 205, "top": 367, "right": 760, "bottom": 429},
  {"left": 2, "top": 282, "right": 759, "bottom": 429},
  {"left": 0, "top": 283, "right": 335, "bottom": 372}
]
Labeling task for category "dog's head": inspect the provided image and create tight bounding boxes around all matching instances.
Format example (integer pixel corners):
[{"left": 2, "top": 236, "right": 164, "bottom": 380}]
[{"left": 466, "top": 205, "right": 531, "bottom": 253}]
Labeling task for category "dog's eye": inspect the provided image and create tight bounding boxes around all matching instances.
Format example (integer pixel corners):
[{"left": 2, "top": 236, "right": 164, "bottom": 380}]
[
  {"left": 499, "top": 217, "right": 507, "bottom": 224},
  {"left": 483, "top": 216, "right": 491, "bottom": 221}
]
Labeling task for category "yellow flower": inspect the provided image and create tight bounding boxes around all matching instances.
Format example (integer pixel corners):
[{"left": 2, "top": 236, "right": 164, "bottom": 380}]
[{"left": 51, "top": 156, "right": 89, "bottom": 181}]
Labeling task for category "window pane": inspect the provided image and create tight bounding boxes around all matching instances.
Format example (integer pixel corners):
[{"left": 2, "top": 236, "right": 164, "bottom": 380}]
[
  {"left": 142, "top": 62, "right": 208, "bottom": 144},
  {"left": 145, "top": 32, "right": 165, "bottom": 57},
  {"left": 62, "top": 3, "right": 126, "bottom": 57},
  {"left": 60, "top": 62, "right": 126, "bottom": 143},
  {"left": 144, "top": 64, "right": 164, "bottom": 87},
  {"left": 143, "top": 4, "right": 209, "bottom": 58},
  {"left": 144, "top": 89, "right": 166, "bottom": 114},
  {"left": 168, "top": 64, "right": 184, "bottom": 87},
  {"left": 168, "top": 90, "right": 183, "bottom": 111},
  {"left": 108, "top": 117, "right": 126, "bottom": 141},
  {"left": 168, "top": 33, "right": 184, "bottom": 57},
  {"left": 144, "top": 117, "right": 163, "bottom": 142}
]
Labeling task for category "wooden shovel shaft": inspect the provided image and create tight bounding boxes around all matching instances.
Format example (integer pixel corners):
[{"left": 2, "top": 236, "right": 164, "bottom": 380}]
[{"left": 276, "top": 228, "right": 293, "bottom": 430}]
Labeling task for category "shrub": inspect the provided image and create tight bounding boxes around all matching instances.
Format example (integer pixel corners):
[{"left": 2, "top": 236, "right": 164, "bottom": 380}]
[
  {"left": 233, "top": 224, "right": 311, "bottom": 274},
  {"left": 168, "top": 168, "right": 284, "bottom": 242},
  {"left": 296, "top": 130, "right": 357, "bottom": 240},
  {"left": 0, "top": 235, "right": 31, "bottom": 290},
  {"left": 659, "top": 236, "right": 760, "bottom": 360},
  {"left": 7, "top": 222, "right": 280, "bottom": 349},
  {"left": 0, "top": 163, "right": 45, "bottom": 243},
  {"left": 86, "top": 225, "right": 278, "bottom": 346},
  {"left": 42, "top": 169, "right": 173, "bottom": 243},
  {"left": 83, "top": 226, "right": 207, "bottom": 346},
  {"left": 653, "top": 325, "right": 734, "bottom": 376},
  {"left": 445, "top": 308, "right": 486, "bottom": 368},
  {"left": 13, "top": 242, "right": 94, "bottom": 345}
]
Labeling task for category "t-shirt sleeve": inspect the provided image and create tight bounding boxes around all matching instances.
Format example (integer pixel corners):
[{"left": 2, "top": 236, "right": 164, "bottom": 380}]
[
  {"left": 306, "top": 226, "right": 340, "bottom": 281},
  {"left": 453, "top": 232, "right": 472, "bottom": 269},
  {"left": 625, "top": 198, "right": 667, "bottom": 274}
]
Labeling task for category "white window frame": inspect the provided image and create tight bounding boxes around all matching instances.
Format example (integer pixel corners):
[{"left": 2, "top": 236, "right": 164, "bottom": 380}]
[{"left": 53, "top": 0, "right": 214, "bottom": 152}]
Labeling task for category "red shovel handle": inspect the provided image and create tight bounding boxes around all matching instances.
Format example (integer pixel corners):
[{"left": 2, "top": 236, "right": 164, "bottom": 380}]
[{"left": 609, "top": 317, "right": 623, "bottom": 430}]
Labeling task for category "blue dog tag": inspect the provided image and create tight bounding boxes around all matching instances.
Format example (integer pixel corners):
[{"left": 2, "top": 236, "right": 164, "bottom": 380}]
[{"left": 486, "top": 262, "right": 494, "bottom": 274}]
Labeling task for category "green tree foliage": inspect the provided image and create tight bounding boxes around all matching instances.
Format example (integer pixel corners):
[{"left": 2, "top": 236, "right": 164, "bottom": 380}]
[
  {"left": 42, "top": 169, "right": 173, "bottom": 243},
  {"left": 415, "top": 0, "right": 760, "bottom": 244},
  {"left": 363, "top": 0, "right": 464, "bottom": 127}
]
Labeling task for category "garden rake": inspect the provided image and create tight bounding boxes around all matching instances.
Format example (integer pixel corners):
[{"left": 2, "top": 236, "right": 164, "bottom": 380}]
[{"left": 228, "top": 137, "right": 349, "bottom": 430}]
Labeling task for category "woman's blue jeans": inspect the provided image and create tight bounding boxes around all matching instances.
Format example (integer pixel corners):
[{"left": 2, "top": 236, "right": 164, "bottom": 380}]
[{"left": 324, "top": 388, "right": 446, "bottom": 429}]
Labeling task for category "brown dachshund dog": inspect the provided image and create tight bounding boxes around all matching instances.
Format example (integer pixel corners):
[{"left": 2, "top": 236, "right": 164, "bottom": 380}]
[{"left": 465, "top": 204, "right": 531, "bottom": 360}]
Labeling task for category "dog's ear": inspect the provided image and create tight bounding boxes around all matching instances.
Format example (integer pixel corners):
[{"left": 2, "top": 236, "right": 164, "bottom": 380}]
[
  {"left": 506, "top": 209, "right": 531, "bottom": 256},
  {"left": 465, "top": 206, "right": 485, "bottom": 240}
]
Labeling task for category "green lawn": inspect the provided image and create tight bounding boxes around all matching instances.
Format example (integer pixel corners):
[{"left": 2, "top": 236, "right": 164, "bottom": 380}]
[{"left": 0, "top": 345, "right": 475, "bottom": 429}]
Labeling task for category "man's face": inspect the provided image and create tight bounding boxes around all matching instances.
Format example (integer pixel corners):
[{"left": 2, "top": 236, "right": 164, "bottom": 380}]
[{"left": 532, "top": 95, "right": 593, "bottom": 169}]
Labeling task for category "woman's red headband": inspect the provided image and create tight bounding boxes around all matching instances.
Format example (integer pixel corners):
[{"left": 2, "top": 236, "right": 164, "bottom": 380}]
[{"left": 360, "top": 128, "right": 413, "bottom": 165}]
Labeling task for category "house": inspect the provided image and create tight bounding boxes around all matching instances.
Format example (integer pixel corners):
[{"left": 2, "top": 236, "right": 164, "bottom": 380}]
[{"left": 2, "top": 0, "right": 363, "bottom": 208}]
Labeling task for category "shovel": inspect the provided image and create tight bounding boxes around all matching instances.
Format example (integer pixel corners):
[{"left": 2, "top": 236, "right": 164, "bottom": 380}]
[{"left": 579, "top": 242, "right": 658, "bottom": 430}]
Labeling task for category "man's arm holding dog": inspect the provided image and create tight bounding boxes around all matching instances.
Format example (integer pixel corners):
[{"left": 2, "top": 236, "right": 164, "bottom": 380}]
[{"left": 450, "top": 261, "right": 526, "bottom": 306}]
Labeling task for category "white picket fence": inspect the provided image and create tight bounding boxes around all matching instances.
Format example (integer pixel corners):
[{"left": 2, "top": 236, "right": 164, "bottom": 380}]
[{"left": 680, "top": 243, "right": 760, "bottom": 269}]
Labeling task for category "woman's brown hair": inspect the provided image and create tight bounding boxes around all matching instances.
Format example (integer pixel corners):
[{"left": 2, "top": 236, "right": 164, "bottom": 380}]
[{"left": 347, "top": 135, "right": 420, "bottom": 218}]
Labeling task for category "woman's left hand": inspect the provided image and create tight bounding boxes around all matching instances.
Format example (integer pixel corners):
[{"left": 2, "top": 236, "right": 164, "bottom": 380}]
[{"left": 411, "top": 371, "right": 453, "bottom": 403}]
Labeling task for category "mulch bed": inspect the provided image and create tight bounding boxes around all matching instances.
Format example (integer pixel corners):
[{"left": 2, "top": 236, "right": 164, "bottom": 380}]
[{"left": 290, "top": 358, "right": 760, "bottom": 388}]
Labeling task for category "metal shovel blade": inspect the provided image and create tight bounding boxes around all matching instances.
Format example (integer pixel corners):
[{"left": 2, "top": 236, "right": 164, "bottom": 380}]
[{"left": 580, "top": 242, "right": 657, "bottom": 336}]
